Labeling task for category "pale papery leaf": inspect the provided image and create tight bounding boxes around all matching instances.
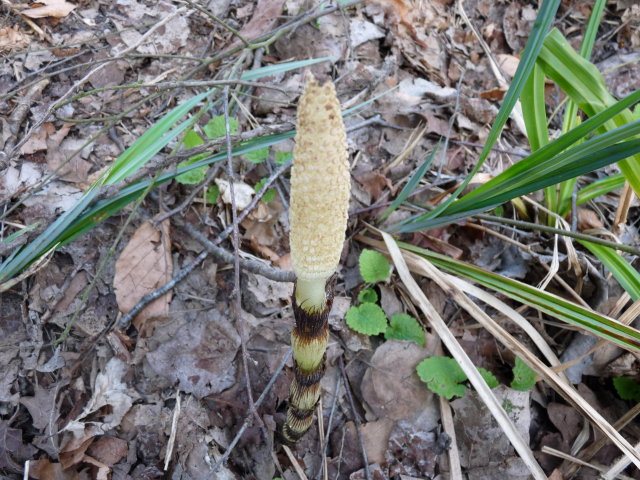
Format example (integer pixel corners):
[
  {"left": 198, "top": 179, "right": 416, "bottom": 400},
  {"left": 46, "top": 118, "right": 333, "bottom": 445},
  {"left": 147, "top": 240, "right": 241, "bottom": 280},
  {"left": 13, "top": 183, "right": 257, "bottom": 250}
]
[{"left": 22, "top": 0, "right": 76, "bottom": 19}]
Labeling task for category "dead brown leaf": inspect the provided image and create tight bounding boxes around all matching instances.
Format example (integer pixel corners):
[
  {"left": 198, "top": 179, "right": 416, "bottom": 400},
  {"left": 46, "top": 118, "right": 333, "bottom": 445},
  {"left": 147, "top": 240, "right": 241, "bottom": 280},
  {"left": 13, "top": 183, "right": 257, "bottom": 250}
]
[
  {"left": 145, "top": 311, "right": 240, "bottom": 398},
  {"left": 361, "top": 340, "right": 434, "bottom": 420},
  {"left": 413, "top": 232, "right": 463, "bottom": 259},
  {"left": 114, "top": 218, "right": 173, "bottom": 331},
  {"left": 354, "top": 171, "right": 391, "bottom": 202},
  {"left": 20, "top": 384, "right": 59, "bottom": 430},
  {"left": 496, "top": 53, "right": 520, "bottom": 78},
  {"left": 23, "top": 0, "right": 76, "bottom": 19},
  {"left": 578, "top": 208, "right": 604, "bottom": 231},
  {"left": 22, "top": 122, "right": 56, "bottom": 155},
  {"left": 0, "top": 25, "right": 29, "bottom": 52},
  {"left": 59, "top": 434, "right": 93, "bottom": 469},
  {"left": 0, "top": 421, "right": 38, "bottom": 473},
  {"left": 30, "top": 459, "right": 79, "bottom": 480},
  {"left": 225, "top": 0, "right": 285, "bottom": 51},
  {"left": 86, "top": 436, "right": 128, "bottom": 466}
]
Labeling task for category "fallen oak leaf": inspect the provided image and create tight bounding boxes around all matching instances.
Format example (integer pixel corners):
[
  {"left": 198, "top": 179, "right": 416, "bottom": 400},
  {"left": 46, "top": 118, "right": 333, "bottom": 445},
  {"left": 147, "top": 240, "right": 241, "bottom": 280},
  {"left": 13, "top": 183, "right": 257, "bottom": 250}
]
[
  {"left": 114, "top": 217, "right": 173, "bottom": 332},
  {"left": 22, "top": 0, "right": 76, "bottom": 19}
]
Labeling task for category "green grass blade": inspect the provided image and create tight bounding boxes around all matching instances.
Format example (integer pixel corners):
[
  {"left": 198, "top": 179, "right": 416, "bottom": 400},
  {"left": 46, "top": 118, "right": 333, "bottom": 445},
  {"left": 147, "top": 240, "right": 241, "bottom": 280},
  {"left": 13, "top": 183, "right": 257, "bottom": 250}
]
[
  {"left": 579, "top": 242, "right": 640, "bottom": 301},
  {"left": 520, "top": 62, "right": 555, "bottom": 213},
  {"left": 0, "top": 130, "right": 296, "bottom": 283},
  {"left": 393, "top": 89, "right": 640, "bottom": 232},
  {"left": 0, "top": 189, "right": 99, "bottom": 283},
  {"left": 420, "top": 0, "right": 560, "bottom": 222},
  {"left": 521, "top": 62, "right": 550, "bottom": 152},
  {"left": 102, "top": 90, "right": 212, "bottom": 185},
  {"left": 399, "top": 242, "right": 640, "bottom": 352},
  {"left": 557, "top": 0, "right": 609, "bottom": 215},
  {"left": 240, "top": 57, "right": 334, "bottom": 81},
  {"left": 577, "top": 174, "right": 625, "bottom": 205},
  {"left": 379, "top": 145, "right": 438, "bottom": 221},
  {"left": 538, "top": 28, "right": 640, "bottom": 197},
  {"left": 395, "top": 125, "right": 640, "bottom": 233},
  {"left": 578, "top": 0, "right": 606, "bottom": 59}
]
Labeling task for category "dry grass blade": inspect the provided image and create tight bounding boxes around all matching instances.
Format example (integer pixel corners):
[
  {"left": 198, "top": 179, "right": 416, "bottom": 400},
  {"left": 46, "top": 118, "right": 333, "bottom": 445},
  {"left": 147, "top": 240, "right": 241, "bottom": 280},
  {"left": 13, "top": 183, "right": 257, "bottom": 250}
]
[
  {"left": 603, "top": 440, "right": 640, "bottom": 480},
  {"left": 283, "top": 445, "right": 309, "bottom": 480},
  {"left": 439, "top": 384, "right": 463, "bottom": 480},
  {"left": 563, "top": 403, "right": 640, "bottom": 477},
  {"left": 384, "top": 238, "right": 640, "bottom": 470},
  {"left": 380, "top": 231, "right": 547, "bottom": 480},
  {"left": 444, "top": 275, "right": 567, "bottom": 382}
]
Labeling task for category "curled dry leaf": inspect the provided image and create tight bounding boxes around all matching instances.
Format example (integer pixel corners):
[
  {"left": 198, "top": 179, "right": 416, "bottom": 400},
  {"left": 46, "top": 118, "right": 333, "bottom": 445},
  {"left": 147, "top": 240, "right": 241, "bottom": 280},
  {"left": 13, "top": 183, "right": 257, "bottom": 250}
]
[
  {"left": 22, "top": 0, "right": 77, "bottom": 19},
  {"left": 215, "top": 178, "right": 255, "bottom": 211},
  {"left": 63, "top": 358, "right": 134, "bottom": 436},
  {"left": 114, "top": 218, "right": 173, "bottom": 331}
]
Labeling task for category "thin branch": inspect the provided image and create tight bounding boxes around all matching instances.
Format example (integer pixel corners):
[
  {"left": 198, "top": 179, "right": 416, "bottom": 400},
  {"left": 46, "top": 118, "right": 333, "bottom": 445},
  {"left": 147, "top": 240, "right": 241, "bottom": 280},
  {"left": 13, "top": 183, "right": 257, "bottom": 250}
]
[
  {"left": 117, "top": 250, "right": 209, "bottom": 329},
  {"left": 475, "top": 213, "right": 640, "bottom": 256},
  {"left": 338, "top": 356, "right": 371, "bottom": 480},
  {"left": 223, "top": 86, "right": 260, "bottom": 426},
  {"left": 210, "top": 348, "right": 293, "bottom": 476},
  {"left": 53, "top": 79, "right": 286, "bottom": 111},
  {"left": 181, "top": 222, "right": 295, "bottom": 282}
]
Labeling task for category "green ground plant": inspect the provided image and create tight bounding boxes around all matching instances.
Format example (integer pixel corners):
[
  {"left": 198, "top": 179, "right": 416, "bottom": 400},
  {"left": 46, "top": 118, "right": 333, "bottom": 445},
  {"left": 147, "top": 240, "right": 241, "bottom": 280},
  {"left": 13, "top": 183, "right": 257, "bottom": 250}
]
[{"left": 347, "top": 249, "right": 425, "bottom": 345}]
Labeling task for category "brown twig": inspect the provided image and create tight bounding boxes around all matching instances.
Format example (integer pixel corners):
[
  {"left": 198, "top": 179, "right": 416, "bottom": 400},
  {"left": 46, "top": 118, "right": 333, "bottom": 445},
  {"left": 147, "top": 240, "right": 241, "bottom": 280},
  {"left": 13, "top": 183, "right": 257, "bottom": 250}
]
[
  {"left": 223, "top": 86, "right": 261, "bottom": 427},
  {"left": 338, "top": 356, "right": 371, "bottom": 480},
  {"left": 0, "top": 79, "right": 49, "bottom": 169},
  {"left": 181, "top": 222, "right": 295, "bottom": 283},
  {"left": 210, "top": 348, "right": 293, "bottom": 476}
]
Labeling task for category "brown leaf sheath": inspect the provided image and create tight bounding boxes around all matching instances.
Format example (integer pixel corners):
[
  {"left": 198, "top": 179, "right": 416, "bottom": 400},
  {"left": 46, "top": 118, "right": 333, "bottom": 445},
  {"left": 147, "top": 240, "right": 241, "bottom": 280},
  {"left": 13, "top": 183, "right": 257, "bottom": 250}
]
[{"left": 282, "top": 280, "right": 335, "bottom": 443}]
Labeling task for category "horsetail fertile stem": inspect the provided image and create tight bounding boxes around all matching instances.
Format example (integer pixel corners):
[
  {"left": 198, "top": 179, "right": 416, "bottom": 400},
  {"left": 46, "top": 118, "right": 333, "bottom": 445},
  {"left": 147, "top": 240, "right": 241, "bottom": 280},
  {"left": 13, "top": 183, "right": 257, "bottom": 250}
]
[{"left": 283, "top": 74, "right": 350, "bottom": 443}]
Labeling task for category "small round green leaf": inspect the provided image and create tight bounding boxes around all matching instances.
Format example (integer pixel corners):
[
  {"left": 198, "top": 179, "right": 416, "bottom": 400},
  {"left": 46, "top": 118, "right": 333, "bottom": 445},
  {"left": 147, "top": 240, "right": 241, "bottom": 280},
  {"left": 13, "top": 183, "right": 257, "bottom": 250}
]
[
  {"left": 275, "top": 151, "right": 292, "bottom": 165},
  {"left": 478, "top": 367, "right": 499, "bottom": 389},
  {"left": 613, "top": 377, "right": 640, "bottom": 402},
  {"left": 357, "top": 288, "right": 378, "bottom": 304},
  {"left": 346, "top": 303, "right": 387, "bottom": 335},
  {"left": 245, "top": 146, "right": 269, "bottom": 164},
  {"left": 359, "top": 249, "right": 390, "bottom": 283},
  {"left": 254, "top": 178, "right": 276, "bottom": 202},
  {"left": 416, "top": 356, "right": 467, "bottom": 399},
  {"left": 176, "top": 162, "right": 208, "bottom": 185},
  {"left": 205, "top": 185, "right": 219, "bottom": 204},
  {"left": 385, "top": 313, "right": 425, "bottom": 347},
  {"left": 511, "top": 357, "right": 536, "bottom": 391},
  {"left": 183, "top": 129, "right": 204, "bottom": 148},
  {"left": 203, "top": 115, "right": 238, "bottom": 138}
]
